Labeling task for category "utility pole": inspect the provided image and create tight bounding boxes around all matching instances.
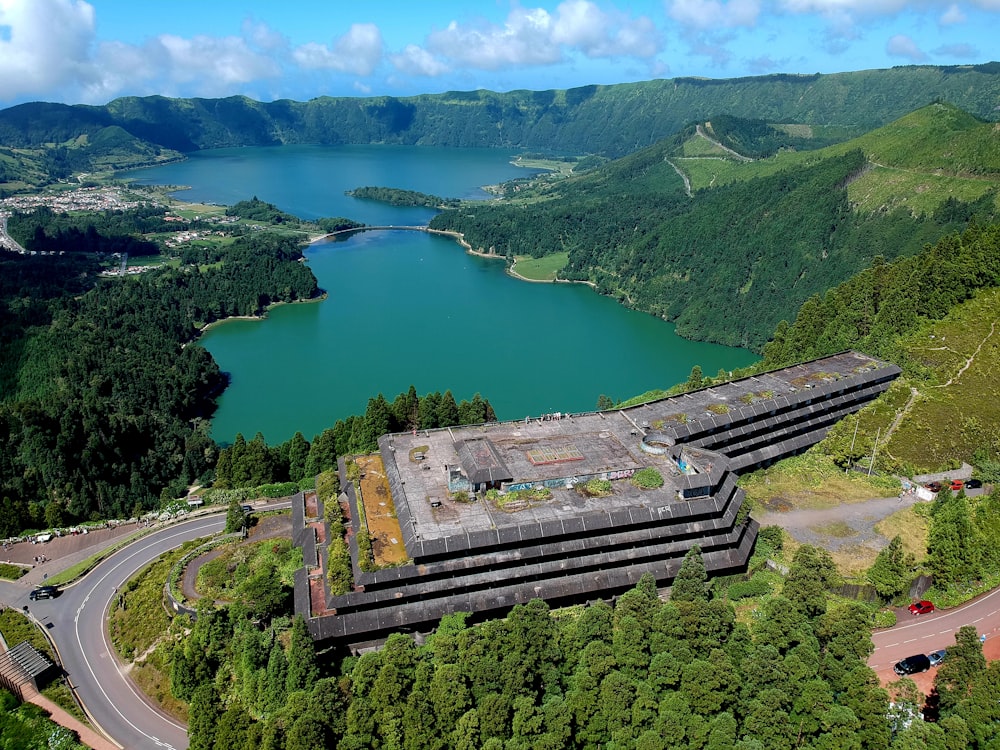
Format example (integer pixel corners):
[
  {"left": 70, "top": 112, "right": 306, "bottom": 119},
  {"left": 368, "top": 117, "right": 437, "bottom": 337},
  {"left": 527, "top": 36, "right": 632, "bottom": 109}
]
[
  {"left": 868, "top": 427, "right": 881, "bottom": 476},
  {"left": 847, "top": 418, "right": 860, "bottom": 473}
]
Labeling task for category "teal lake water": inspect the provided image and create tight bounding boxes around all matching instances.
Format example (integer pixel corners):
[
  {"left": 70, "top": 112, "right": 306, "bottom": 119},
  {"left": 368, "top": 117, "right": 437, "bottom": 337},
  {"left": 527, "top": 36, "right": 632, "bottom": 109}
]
[{"left": 124, "top": 145, "right": 758, "bottom": 444}]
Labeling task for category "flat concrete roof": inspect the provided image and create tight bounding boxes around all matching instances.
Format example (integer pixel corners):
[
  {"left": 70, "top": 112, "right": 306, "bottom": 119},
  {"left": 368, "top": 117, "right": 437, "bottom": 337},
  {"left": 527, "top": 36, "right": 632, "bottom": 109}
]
[
  {"left": 386, "top": 413, "right": 671, "bottom": 543},
  {"left": 385, "top": 350, "right": 893, "bottom": 546}
]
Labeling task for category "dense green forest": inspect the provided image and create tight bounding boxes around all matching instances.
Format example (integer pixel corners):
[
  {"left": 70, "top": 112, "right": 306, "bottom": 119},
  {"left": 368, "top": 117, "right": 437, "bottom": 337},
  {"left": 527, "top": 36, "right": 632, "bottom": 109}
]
[
  {"left": 1, "top": 64, "right": 999, "bottom": 192},
  {"left": 6, "top": 204, "right": 192, "bottom": 256},
  {"left": 173, "top": 544, "right": 999, "bottom": 749},
  {"left": 430, "top": 141, "right": 996, "bottom": 350},
  {"left": 760, "top": 222, "right": 1000, "bottom": 373},
  {"left": 0, "top": 229, "right": 318, "bottom": 535}
]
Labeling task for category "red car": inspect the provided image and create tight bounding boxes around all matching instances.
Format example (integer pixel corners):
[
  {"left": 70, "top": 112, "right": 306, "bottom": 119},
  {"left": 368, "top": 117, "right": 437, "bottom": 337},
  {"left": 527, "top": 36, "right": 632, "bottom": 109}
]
[
  {"left": 950, "top": 479, "right": 964, "bottom": 491},
  {"left": 908, "top": 600, "right": 935, "bottom": 615}
]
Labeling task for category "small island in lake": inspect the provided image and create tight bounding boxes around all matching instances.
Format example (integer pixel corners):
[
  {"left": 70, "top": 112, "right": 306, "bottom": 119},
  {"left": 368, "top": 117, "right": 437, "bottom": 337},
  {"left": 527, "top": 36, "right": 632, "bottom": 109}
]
[{"left": 346, "top": 185, "right": 460, "bottom": 209}]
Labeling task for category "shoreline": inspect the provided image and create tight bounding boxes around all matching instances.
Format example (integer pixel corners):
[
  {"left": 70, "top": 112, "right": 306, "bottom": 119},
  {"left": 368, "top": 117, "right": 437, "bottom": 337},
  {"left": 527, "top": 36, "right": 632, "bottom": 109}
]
[
  {"left": 431, "top": 227, "right": 598, "bottom": 289},
  {"left": 196, "top": 293, "right": 328, "bottom": 334}
]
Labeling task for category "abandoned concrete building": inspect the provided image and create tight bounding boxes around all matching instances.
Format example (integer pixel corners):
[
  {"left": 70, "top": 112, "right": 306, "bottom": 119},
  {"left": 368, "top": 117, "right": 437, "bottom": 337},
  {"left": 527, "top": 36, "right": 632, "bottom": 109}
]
[{"left": 293, "top": 350, "right": 901, "bottom": 646}]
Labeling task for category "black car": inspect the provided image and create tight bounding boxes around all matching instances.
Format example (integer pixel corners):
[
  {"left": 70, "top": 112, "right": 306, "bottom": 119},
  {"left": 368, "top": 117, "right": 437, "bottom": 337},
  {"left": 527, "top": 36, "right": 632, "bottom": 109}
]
[
  {"left": 964, "top": 479, "right": 983, "bottom": 489},
  {"left": 894, "top": 654, "right": 931, "bottom": 676},
  {"left": 28, "top": 585, "right": 58, "bottom": 600}
]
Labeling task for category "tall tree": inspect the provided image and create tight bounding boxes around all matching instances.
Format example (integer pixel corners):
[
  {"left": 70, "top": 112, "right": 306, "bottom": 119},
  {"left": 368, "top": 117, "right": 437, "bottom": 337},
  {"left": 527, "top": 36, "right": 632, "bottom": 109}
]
[
  {"left": 188, "top": 682, "right": 221, "bottom": 750},
  {"left": 936, "top": 625, "right": 987, "bottom": 713},
  {"left": 672, "top": 545, "right": 709, "bottom": 603},
  {"left": 437, "top": 390, "right": 460, "bottom": 427},
  {"left": 783, "top": 545, "right": 839, "bottom": 618},
  {"left": 286, "top": 431, "right": 310, "bottom": 482},
  {"left": 285, "top": 615, "right": 320, "bottom": 693},
  {"left": 867, "top": 535, "right": 912, "bottom": 600}
]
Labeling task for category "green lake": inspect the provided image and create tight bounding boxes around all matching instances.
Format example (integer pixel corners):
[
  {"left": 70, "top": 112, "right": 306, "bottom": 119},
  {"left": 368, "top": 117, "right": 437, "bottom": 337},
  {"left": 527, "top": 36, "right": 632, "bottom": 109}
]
[{"left": 123, "top": 145, "right": 758, "bottom": 443}]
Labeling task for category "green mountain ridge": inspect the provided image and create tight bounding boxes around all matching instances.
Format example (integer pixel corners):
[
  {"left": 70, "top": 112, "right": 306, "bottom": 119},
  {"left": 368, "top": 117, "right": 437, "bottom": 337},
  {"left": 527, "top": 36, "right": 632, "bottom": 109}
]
[
  {"left": 429, "top": 102, "right": 999, "bottom": 351},
  {"left": 675, "top": 102, "right": 1000, "bottom": 216},
  {"left": 2, "top": 63, "right": 1000, "bottom": 161}
]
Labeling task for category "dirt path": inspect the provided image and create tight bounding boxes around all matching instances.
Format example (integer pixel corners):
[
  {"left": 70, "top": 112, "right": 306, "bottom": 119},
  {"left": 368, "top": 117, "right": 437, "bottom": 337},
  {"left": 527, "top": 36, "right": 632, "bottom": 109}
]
[
  {"left": 754, "top": 493, "right": 916, "bottom": 552},
  {"left": 696, "top": 124, "right": 752, "bottom": 162},
  {"left": 665, "top": 159, "right": 692, "bottom": 197}
]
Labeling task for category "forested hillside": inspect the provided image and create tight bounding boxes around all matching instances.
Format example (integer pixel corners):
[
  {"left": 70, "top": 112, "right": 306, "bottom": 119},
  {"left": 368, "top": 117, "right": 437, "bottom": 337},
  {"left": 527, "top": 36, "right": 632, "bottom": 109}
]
[
  {"left": 0, "top": 64, "right": 998, "bottom": 176},
  {"left": 431, "top": 122, "right": 996, "bottom": 350},
  {"left": 0, "top": 231, "right": 318, "bottom": 535},
  {"left": 172, "top": 546, "right": 998, "bottom": 749}
]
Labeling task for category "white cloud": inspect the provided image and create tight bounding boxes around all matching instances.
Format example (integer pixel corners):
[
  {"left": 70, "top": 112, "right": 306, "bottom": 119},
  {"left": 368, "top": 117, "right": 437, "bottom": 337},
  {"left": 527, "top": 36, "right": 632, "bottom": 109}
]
[
  {"left": 426, "top": 2, "right": 661, "bottom": 71},
  {"left": 886, "top": 33, "right": 928, "bottom": 61},
  {"left": 668, "top": 0, "right": 761, "bottom": 29},
  {"left": 241, "top": 18, "right": 288, "bottom": 52},
  {"left": 154, "top": 34, "right": 280, "bottom": 88},
  {"left": 390, "top": 45, "right": 450, "bottom": 77},
  {"left": 428, "top": 8, "right": 562, "bottom": 69},
  {"left": 553, "top": 0, "right": 661, "bottom": 58},
  {"left": 292, "top": 23, "right": 384, "bottom": 76},
  {"left": 933, "top": 42, "right": 980, "bottom": 57},
  {"left": 939, "top": 3, "right": 966, "bottom": 24},
  {"left": 0, "top": 0, "right": 96, "bottom": 101},
  {"left": 777, "top": 0, "right": 908, "bottom": 14}
]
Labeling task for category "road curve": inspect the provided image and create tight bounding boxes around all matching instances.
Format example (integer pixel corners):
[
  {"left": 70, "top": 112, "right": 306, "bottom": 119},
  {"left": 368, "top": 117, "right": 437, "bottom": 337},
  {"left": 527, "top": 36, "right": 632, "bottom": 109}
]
[
  {"left": 25, "top": 515, "right": 225, "bottom": 750},
  {"left": 868, "top": 586, "right": 1000, "bottom": 681}
]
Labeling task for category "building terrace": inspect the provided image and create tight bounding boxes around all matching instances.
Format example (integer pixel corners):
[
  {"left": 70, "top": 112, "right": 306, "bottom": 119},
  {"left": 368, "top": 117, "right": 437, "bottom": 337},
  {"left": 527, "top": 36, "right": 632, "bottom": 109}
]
[{"left": 294, "top": 350, "right": 901, "bottom": 646}]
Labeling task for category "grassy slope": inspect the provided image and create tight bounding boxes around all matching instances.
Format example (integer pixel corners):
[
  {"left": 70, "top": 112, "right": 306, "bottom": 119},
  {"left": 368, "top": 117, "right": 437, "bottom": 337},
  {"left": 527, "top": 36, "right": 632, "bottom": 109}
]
[
  {"left": 677, "top": 103, "right": 1000, "bottom": 215},
  {"left": 740, "top": 287, "right": 1000, "bottom": 578}
]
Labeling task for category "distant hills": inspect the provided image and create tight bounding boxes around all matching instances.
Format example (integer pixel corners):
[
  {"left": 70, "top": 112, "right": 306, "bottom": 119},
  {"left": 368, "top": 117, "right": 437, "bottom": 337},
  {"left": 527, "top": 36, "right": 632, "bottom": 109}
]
[
  {"left": 1, "top": 63, "right": 999, "bottom": 189},
  {"left": 429, "top": 101, "right": 1000, "bottom": 351}
]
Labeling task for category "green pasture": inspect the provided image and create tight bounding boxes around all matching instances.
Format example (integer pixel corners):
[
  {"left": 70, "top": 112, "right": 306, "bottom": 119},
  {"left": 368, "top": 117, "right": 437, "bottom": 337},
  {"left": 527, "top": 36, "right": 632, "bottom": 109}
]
[{"left": 512, "top": 251, "right": 568, "bottom": 281}]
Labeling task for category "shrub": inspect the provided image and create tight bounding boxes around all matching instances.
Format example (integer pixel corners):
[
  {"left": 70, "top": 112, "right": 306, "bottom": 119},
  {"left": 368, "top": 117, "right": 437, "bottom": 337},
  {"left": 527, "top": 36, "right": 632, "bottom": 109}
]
[
  {"left": 631, "top": 468, "right": 664, "bottom": 489},
  {"left": 357, "top": 529, "right": 375, "bottom": 573},
  {"left": 727, "top": 576, "right": 772, "bottom": 600},
  {"left": 872, "top": 609, "right": 897, "bottom": 629},
  {"left": 452, "top": 490, "right": 471, "bottom": 503},
  {"left": 489, "top": 487, "right": 552, "bottom": 509},
  {"left": 757, "top": 525, "right": 785, "bottom": 552},
  {"left": 577, "top": 479, "right": 612, "bottom": 498},
  {"left": 327, "top": 537, "right": 352, "bottom": 595},
  {"left": 0, "top": 563, "right": 27, "bottom": 580},
  {"left": 316, "top": 470, "right": 340, "bottom": 503},
  {"left": 255, "top": 482, "right": 298, "bottom": 498}
]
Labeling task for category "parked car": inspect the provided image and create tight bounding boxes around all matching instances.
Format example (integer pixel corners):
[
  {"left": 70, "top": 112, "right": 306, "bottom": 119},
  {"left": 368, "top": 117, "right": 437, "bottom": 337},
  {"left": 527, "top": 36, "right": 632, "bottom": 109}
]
[
  {"left": 894, "top": 654, "right": 932, "bottom": 676},
  {"left": 964, "top": 478, "right": 983, "bottom": 489},
  {"left": 928, "top": 649, "right": 947, "bottom": 667},
  {"left": 950, "top": 479, "right": 964, "bottom": 491},
  {"left": 908, "top": 600, "right": 935, "bottom": 615},
  {"left": 28, "top": 585, "right": 58, "bottom": 600},
  {"left": 241, "top": 505, "right": 253, "bottom": 513},
  {"left": 924, "top": 482, "right": 943, "bottom": 493}
]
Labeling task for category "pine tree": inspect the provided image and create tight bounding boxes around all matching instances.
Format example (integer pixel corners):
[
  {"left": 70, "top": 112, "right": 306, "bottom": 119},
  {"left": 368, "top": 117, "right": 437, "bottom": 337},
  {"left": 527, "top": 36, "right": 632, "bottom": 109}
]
[
  {"left": 866, "top": 535, "right": 912, "bottom": 599},
  {"left": 437, "top": 390, "right": 460, "bottom": 427},
  {"left": 936, "top": 625, "right": 987, "bottom": 713},
  {"left": 686, "top": 365, "right": 704, "bottom": 391},
  {"left": 187, "top": 682, "right": 221, "bottom": 750},
  {"left": 286, "top": 615, "right": 320, "bottom": 693},
  {"left": 671, "top": 545, "right": 709, "bottom": 603},
  {"left": 287, "top": 431, "right": 310, "bottom": 482},
  {"left": 225, "top": 496, "right": 245, "bottom": 534}
]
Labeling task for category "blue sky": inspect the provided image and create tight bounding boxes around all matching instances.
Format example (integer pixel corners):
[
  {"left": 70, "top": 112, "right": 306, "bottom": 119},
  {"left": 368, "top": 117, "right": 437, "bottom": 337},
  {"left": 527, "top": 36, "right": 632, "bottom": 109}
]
[{"left": 0, "top": 0, "right": 996, "bottom": 107}]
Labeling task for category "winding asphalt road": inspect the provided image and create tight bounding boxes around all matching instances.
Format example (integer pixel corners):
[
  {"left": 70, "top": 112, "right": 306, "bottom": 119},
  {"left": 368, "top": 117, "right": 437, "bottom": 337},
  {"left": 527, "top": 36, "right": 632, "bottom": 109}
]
[
  {"left": 6, "top": 515, "right": 225, "bottom": 750},
  {"left": 868, "top": 586, "right": 1000, "bottom": 686}
]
